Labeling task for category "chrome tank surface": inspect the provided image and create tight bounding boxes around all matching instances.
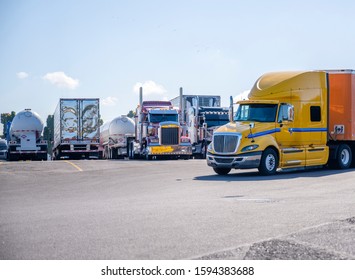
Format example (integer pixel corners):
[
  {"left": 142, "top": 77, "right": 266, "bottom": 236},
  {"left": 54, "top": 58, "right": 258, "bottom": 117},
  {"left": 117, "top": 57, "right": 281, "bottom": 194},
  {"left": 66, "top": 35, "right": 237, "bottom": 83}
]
[{"left": 10, "top": 109, "right": 44, "bottom": 141}]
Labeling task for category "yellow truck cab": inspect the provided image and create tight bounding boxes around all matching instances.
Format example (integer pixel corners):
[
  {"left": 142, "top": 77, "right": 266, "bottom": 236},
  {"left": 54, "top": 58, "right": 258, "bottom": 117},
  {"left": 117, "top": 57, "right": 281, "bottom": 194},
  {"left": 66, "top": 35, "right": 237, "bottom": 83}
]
[{"left": 207, "top": 70, "right": 354, "bottom": 175}]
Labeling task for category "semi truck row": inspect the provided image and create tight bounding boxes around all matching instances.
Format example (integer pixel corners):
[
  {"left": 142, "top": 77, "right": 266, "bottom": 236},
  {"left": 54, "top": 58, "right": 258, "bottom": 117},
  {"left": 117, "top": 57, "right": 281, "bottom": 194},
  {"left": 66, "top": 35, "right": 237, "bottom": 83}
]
[
  {"left": 3, "top": 88, "right": 229, "bottom": 161},
  {"left": 3, "top": 69, "right": 355, "bottom": 176}
]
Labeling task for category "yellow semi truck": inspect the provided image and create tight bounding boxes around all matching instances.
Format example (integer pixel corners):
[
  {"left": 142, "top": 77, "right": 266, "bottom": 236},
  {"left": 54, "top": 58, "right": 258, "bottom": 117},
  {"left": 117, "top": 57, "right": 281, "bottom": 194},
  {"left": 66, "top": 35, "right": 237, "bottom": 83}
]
[{"left": 207, "top": 70, "right": 355, "bottom": 175}]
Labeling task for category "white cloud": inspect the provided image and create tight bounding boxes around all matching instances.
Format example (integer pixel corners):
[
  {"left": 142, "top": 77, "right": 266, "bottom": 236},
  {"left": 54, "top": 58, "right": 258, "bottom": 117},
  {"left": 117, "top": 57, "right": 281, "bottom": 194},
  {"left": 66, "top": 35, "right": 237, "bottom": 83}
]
[
  {"left": 234, "top": 90, "right": 250, "bottom": 102},
  {"left": 17, "top": 72, "right": 29, "bottom": 79},
  {"left": 133, "top": 80, "right": 167, "bottom": 96},
  {"left": 42, "top": 71, "right": 79, "bottom": 89},
  {"left": 102, "top": 96, "right": 118, "bottom": 106}
]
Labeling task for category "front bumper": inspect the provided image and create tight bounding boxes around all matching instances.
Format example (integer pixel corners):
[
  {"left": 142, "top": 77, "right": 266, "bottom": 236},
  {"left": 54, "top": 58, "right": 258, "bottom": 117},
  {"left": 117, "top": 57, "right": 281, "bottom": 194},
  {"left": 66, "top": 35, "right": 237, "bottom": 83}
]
[
  {"left": 207, "top": 151, "right": 262, "bottom": 169},
  {"left": 147, "top": 144, "right": 192, "bottom": 156}
]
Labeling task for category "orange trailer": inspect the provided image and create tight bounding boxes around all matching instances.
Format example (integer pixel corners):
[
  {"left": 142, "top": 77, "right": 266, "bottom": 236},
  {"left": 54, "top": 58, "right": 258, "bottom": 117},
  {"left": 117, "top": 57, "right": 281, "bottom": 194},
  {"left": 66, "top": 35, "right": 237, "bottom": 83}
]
[{"left": 328, "top": 70, "right": 355, "bottom": 141}]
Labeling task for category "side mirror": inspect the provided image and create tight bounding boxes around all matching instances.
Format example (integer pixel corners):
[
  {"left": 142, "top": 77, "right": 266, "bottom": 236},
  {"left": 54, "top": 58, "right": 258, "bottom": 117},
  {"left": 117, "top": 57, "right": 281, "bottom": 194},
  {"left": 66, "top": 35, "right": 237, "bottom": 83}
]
[
  {"left": 229, "top": 96, "right": 234, "bottom": 123},
  {"left": 287, "top": 106, "right": 294, "bottom": 122}
]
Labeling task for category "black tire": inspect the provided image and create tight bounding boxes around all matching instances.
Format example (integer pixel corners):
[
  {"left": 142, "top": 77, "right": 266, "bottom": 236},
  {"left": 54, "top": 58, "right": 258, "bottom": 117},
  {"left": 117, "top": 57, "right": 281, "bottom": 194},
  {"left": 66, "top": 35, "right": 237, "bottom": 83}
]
[
  {"left": 111, "top": 148, "right": 116, "bottom": 159},
  {"left": 258, "top": 148, "right": 278, "bottom": 176},
  {"left": 335, "top": 144, "right": 352, "bottom": 169},
  {"left": 7, "top": 152, "right": 13, "bottom": 161},
  {"left": 213, "top": 167, "right": 231, "bottom": 175}
]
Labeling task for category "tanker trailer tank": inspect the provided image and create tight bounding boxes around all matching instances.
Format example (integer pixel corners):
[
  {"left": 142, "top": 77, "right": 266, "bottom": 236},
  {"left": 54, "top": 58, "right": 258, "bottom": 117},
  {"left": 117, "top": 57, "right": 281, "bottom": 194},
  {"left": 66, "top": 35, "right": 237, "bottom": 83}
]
[
  {"left": 100, "top": 115, "right": 135, "bottom": 159},
  {"left": 7, "top": 109, "right": 48, "bottom": 161}
]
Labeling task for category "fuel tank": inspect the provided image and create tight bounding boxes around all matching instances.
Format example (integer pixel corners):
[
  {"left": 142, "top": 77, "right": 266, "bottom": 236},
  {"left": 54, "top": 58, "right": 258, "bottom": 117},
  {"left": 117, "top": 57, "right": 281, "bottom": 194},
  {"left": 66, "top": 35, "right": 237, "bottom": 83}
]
[{"left": 9, "top": 109, "right": 44, "bottom": 141}]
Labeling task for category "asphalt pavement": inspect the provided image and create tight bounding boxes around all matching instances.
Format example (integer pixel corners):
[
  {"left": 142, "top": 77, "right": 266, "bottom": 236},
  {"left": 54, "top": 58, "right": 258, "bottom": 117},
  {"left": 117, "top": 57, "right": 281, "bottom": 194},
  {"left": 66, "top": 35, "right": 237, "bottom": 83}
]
[{"left": 0, "top": 159, "right": 354, "bottom": 260}]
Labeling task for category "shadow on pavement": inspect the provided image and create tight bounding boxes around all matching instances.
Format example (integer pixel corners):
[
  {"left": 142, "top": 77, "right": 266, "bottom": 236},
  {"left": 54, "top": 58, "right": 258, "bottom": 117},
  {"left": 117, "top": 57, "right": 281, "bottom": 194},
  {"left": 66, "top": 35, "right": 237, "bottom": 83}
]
[{"left": 194, "top": 166, "right": 355, "bottom": 182}]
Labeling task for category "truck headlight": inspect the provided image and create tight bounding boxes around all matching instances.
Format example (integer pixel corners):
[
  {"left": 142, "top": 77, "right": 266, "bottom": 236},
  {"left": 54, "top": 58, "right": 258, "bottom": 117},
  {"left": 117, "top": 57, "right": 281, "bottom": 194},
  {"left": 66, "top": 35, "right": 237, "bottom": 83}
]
[
  {"left": 241, "top": 144, "right": 259, "bottom": 152},
  {"left": 148, "top": 137, "right": 159, "bottom": 144},
  {"left": 207, "top": 143, "right": 213, "bottom": 153}
]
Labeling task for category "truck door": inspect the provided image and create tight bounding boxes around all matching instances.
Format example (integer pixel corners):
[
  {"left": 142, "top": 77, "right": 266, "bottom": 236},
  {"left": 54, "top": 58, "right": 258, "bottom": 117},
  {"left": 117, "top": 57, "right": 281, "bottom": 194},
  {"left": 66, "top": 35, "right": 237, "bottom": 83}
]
[
  {"left": 61, "top": 99, "right": 79, "bottom": 140},
  {"left": 80, "top": 99, "right": 99, "bottom": 140},
  {"left": 276, "top": 103, "right": 306, "bottom": 168}
]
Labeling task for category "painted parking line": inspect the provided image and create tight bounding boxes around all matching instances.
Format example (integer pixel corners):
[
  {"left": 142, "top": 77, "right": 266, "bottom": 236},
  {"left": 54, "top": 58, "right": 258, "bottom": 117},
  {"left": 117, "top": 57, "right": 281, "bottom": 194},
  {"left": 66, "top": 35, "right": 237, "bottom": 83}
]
[{"left": 64, "top": 160, "right": 83, "bottom": 172}]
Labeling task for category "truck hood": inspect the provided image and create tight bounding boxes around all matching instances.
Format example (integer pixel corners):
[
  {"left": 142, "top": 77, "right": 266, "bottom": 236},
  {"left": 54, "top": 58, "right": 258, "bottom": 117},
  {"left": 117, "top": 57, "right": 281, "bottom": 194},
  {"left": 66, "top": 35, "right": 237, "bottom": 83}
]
[{"left": 215, "top": 122, "right": 276, "bottom": 139}]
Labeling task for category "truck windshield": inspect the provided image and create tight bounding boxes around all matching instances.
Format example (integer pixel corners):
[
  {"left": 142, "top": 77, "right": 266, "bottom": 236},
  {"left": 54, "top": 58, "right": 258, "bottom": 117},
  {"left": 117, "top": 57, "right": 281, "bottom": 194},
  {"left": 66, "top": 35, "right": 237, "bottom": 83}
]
[
  {"left": 149, "top": 113, "right": 178, "bottom": 123},
  {"left": 234, "top": 104, "right": 278, "bottom": 123},
  {"left": 203, "top": 113, "right": 229, "bottom": 127}
]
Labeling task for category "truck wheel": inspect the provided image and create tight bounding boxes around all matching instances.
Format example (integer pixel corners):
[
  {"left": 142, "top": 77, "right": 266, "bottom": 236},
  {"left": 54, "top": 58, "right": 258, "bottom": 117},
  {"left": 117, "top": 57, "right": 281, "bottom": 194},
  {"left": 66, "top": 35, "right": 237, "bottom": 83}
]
[
  {"left": 335, "top": 144, "right": 352, "bottom": 169},
  {"left": 213, "top": 167, "right": 231, "bottom": 175},
  {"left": 258, "top": 148, "right": 278, "bottom": 176},
  {"left": 7, "top": 153, "right": 13, "bottom": 161}
]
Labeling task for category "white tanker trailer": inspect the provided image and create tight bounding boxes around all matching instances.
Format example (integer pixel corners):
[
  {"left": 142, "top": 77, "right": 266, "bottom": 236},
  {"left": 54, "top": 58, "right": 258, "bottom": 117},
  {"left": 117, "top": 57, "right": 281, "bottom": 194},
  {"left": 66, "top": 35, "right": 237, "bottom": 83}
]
[
  {"left": 7, "top": 109, "right": 48, "bottom": 161},
  {"left": 100, "top": 115, "right": 135, "bottom": 159}
]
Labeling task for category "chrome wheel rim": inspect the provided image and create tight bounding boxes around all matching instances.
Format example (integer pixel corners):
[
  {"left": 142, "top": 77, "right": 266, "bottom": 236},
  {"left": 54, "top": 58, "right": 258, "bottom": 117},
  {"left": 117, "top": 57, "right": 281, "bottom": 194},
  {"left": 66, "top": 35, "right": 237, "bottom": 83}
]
[
  {"left": 265, "top": 154, "right": 276, "bottom": 171},
  {"left": 341, "top": 149, "right": 350, "bottom": 165}
]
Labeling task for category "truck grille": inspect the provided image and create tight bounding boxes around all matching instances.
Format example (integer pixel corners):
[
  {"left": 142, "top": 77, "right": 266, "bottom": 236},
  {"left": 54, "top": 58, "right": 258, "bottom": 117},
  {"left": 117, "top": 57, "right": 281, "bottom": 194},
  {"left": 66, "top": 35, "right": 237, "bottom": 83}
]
[
  {"left": 213, "top": 134, "right": 239, "bottom": 154},
  {"left": 74, "top": 144, "right": 87, "bottom": 150},
  {"left": 214, "top": 157, "right": 234, "bottom": 164},
  {"left": 161, "top": 127, "right": 179, "bottom": 145}
]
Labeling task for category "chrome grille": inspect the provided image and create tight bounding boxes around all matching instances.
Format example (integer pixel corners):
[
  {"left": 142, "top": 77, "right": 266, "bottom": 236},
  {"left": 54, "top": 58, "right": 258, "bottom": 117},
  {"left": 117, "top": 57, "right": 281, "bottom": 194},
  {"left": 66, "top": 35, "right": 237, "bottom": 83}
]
[
  {"left": 161, "top": 127, "right": 179, "bottom": 145},
  {"left": 213, "top": 134, "right": 239, "bottom": 153},
  {"left": 74, "top": 144, "right": 87, "bottom": 150}
]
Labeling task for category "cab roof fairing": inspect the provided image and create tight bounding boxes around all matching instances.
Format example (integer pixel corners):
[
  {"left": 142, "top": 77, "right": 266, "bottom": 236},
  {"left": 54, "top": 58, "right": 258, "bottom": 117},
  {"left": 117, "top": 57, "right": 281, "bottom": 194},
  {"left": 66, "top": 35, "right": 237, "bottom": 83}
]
[{"left": 248, "top": 71, "right": 327, "bottom": 100}]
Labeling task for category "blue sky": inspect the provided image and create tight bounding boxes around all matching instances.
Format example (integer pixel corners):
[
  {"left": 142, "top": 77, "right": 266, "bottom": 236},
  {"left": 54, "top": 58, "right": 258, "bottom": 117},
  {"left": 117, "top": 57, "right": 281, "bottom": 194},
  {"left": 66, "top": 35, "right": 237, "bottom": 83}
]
[{"left": 1, "top": 0, "right": 355, "bottom": 132}]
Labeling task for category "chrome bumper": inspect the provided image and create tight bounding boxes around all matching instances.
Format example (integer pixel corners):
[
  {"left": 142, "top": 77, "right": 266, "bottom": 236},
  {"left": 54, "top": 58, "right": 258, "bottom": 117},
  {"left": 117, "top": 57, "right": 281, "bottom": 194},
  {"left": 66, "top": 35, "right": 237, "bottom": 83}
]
[{"left": 207, "top": 151, "right": 262, "bottom": 169}]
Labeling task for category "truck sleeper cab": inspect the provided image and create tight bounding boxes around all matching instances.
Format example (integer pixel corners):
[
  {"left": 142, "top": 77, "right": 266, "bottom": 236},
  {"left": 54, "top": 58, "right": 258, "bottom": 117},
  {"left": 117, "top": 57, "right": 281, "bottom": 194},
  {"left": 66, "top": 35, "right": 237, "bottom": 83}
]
[{"left": 207, "top": 70, "right": 354, "bottom": 175}]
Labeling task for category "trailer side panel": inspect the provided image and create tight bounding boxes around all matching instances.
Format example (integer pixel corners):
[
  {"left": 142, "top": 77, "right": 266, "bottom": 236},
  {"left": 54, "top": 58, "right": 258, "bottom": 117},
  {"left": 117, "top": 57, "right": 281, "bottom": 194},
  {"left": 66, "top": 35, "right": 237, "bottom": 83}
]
[{"left": 328, "top": 71, "right": 355, "bottom": 141}]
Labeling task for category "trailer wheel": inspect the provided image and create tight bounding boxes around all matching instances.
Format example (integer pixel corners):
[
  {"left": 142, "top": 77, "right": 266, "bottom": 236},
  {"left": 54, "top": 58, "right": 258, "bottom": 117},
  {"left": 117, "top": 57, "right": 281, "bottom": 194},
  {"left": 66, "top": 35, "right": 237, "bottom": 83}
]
[
  {"left": 335, "top": 144, "right": 352, "bottom": 169},
  {"left": 258, "top": 148, "right": 278, "bottom": 176},
  {"left": 213, "top": 167, "right": 231, "bottom": 175}
]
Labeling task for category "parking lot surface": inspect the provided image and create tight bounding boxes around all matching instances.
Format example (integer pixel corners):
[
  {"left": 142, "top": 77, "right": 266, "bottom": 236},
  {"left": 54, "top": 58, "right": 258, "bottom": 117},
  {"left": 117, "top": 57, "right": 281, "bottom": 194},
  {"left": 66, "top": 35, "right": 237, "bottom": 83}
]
[{"left": 1, "top": 159, "right": 355, "bottom": 259}]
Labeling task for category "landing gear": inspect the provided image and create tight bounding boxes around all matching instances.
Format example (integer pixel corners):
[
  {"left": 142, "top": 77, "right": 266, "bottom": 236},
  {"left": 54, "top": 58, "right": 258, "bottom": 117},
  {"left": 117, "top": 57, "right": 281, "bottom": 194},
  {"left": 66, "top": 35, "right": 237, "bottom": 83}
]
[{"left": 128, "top": 141, "right": 136, "bottom": 159}]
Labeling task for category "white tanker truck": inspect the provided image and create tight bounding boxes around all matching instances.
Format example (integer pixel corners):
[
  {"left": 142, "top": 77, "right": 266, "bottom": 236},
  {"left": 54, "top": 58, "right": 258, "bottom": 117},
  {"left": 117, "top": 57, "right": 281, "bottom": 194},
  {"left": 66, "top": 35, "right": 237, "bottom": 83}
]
[
  {"left": 100, "top": 115, "right": 135, "bottom": 159},
  {"left": 7, "top": 109, "right": 48, "bottom": 161}
]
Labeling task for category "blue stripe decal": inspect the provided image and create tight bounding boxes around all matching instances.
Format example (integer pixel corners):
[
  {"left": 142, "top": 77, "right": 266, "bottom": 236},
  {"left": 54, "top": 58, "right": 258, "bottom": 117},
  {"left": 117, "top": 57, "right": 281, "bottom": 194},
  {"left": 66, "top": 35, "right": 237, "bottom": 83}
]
[
  {"left": 248, "top": 128, "right": 281, "bottom": 138},
  {"left": 248, "top": 127, "right": 327, "bottom": 139},
  {"left": 289, "top": 128, "right": 327, "bottom": 133}
]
